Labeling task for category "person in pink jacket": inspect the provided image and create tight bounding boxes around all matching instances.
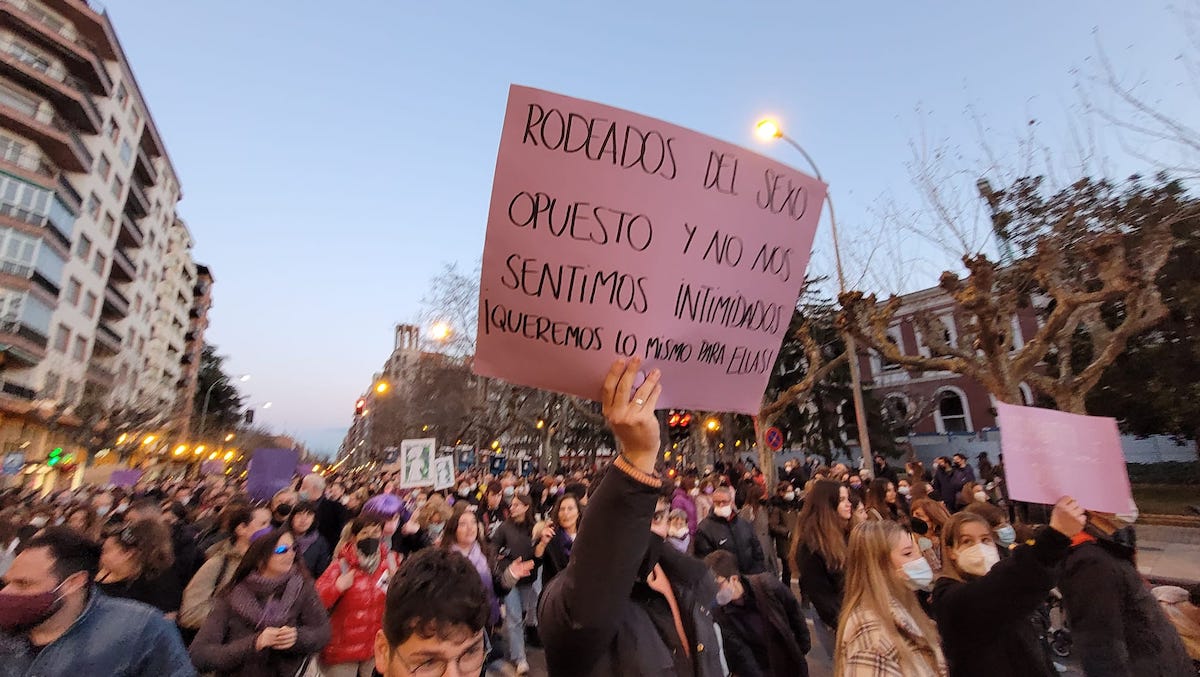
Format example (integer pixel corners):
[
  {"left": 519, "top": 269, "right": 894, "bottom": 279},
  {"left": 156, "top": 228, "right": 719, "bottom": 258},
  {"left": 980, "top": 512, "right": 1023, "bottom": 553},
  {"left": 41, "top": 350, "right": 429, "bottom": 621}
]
[{"left": 314, "top": 516, "right": 400, "bottom": 677}]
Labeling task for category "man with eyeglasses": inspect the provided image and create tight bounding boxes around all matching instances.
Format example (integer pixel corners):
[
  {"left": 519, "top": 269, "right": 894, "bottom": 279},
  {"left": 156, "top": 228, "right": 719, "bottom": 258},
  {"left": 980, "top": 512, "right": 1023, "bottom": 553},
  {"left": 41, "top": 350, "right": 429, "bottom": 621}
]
[
  {"left": 0, "top": 526, "right": 195, "bottom": 676},
  {"left": 373, "top": 547, "right": 492, "bottom": 677}
]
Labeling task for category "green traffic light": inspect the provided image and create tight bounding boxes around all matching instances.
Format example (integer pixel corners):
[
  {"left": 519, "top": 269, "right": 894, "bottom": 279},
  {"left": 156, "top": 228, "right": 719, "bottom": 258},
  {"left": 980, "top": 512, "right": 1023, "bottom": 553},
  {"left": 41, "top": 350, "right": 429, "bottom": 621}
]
[{"left": 47, "top": 447, "right": 63, "bottom": 466}]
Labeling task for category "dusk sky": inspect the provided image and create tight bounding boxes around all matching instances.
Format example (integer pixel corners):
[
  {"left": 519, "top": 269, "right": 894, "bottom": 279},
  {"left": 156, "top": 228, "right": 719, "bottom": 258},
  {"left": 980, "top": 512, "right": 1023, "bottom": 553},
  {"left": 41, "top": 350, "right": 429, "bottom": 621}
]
[{"left": 101, "top": 1, "right": 1190, "bottom": 456}]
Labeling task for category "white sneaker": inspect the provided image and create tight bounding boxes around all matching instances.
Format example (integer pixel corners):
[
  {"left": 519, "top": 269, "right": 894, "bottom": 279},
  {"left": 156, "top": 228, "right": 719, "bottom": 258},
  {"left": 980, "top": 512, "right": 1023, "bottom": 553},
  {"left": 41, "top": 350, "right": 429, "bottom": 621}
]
[{"left": 515, "top": 659, "right": 530, "bottom": 675}]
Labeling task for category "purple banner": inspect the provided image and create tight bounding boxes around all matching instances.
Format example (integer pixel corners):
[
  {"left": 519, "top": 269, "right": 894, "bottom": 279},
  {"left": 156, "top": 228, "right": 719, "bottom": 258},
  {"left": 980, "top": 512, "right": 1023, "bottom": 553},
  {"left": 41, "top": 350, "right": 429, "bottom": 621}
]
[
  {"left": 246, "top": 448, "right": 300, "bottom": 502},
  {"left": 109, "top": 469, "right": 142, "bottom": 488},
  {"left": 201, "top": 460, "right": 225, "bottom": 476}
]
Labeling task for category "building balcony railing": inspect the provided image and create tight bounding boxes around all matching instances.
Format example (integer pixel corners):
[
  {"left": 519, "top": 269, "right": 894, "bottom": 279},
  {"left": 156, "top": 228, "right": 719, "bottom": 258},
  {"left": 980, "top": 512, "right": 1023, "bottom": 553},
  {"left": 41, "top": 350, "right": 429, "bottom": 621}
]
[
  {"left": 0, "top": 146, "right": 55, "bottom": 182},
  {"left": 0, "top": 50, "right": 102, "bottom": 132},
  {"left": 0, "top": 0, "right": 111, "bottom": 93},
  {"left": 124, "top": 177, "right": 148, "bottom": 218},
  {"left": 0, "top": 316, "right": 46, "bottom": 347},
  {"left": 94, "top": 320, "right": 120, "bottom": 354},
  {"left": 101, "top": 283, "right": 128, "bottom": 318},
  {"left": 0, "top": 379, "right": 36, "bottom": 400},
  {"left": 134, "top": 143, "right": 157, "bottom": 186},
  {"left": 85, "top": 361, "right": 114, "bottom": 387},
  {"left": 0, "top": 187, "right": 74, "bottom": 251},
  {"left": 0, "top": 100, "right": 90, "bottom": 172},
  {"left": 109, "top": 244, "right": 135, "bottom": 282},
  {"left": 117, "top": 213, "right": 143, "bottom": 249}
]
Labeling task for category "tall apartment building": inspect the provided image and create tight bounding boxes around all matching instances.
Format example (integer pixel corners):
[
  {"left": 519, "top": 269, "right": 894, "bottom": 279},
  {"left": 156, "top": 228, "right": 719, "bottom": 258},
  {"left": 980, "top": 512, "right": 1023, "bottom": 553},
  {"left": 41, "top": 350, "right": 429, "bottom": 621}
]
[
  {"left": 175, "top": 262, "right": 211, "bottom": 437},
  {"left": 0, "top": 0, "right": 206, "bottom": 466}
]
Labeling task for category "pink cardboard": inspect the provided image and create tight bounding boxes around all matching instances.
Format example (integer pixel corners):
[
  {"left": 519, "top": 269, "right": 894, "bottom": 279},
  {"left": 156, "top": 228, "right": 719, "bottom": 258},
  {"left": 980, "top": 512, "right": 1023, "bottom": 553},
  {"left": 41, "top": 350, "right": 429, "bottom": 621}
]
[
  {"left": 996, "top": 402, "right": 1133, "bottom": 513},
  {"left": 475, "top": 85, "right": 826, "bottom": 414}
]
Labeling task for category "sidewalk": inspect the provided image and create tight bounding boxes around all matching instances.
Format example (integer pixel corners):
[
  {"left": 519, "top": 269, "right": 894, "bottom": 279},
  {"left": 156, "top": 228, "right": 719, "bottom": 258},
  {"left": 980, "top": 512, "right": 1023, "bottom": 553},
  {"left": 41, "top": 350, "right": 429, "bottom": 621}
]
[{"left": 1137, "top": 524, "right": 1200, "bottom": 585}]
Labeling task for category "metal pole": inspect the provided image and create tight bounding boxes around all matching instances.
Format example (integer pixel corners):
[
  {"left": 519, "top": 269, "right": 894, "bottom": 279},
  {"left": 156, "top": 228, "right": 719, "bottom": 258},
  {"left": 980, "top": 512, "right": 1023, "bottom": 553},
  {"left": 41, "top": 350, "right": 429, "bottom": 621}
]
[
  {"left": 780, "top": 134, "right": 874, "bottom": 470},
  {"left": 197, "top": 377, "right": 223, "bottom": 443}
]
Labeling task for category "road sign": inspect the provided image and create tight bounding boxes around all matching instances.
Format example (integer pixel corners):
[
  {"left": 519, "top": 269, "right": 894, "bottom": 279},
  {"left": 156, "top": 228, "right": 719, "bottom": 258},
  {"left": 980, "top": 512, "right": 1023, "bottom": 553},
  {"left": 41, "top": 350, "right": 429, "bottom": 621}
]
[{"left": 765, "top": 427, "right": 785, "bottom": 452}]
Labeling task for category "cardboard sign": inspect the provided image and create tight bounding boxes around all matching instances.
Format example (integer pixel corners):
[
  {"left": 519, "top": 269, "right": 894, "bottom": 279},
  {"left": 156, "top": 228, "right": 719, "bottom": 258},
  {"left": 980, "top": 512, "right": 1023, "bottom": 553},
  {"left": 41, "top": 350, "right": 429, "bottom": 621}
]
[
  {"left": 475, "top": 85, "right": 826, "bottom": 414},
  {"left": 400, "top": 438, "right": 436, "bottom": 488},
  {"left": 996, "top": 403, "right": 1133, "bottom": 513},
  {"left": 246, "top": 448, "right": 300, "bottom": 502},
  {"left": 432, "top": 456, "right": 456, "bottom": 491}
]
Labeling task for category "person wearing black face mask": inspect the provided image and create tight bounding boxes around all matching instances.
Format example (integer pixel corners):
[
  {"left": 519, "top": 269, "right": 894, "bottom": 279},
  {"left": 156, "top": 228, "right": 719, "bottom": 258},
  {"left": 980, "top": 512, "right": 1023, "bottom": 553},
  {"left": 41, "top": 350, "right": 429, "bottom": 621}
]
[
  {"left": 269, "top": 490, "right": 298, "bottom": 529},
  {"left": 0, "top": 526, "right": 194, "bottom": 675},
  {"left": 314, "top": 516, "right": 399, "bottom": 676}
]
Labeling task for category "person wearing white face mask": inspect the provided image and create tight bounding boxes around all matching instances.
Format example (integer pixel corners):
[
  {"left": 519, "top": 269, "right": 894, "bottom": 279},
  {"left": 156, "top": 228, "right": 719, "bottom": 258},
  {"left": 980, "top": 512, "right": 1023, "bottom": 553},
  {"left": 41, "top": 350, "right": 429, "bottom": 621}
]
[
  {"left": 665, "top": 509, "right": 691, "bottom": 553},
  {"left": 693, "top": 486, "right": 768, "bottom": 575},
  {"left": 835, "top": 520, "right": 946, "bottom": 677},
  {"left": 931, "top": 496, "right": 1086, "bottom": 677}
]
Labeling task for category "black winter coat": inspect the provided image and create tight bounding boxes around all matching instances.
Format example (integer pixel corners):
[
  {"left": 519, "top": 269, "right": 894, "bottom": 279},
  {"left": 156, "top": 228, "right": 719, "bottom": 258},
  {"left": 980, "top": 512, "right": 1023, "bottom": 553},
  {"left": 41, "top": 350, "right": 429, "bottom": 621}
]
[
  {"left": 694, "top": 514, "right": 767, "bottom": 575},
  {"left": 491, "top": 518, "right": 538, "bottom": 586},
  {"left": 795, "top": 543, "right": 843, "bottom": 629},
  {"left": 714, "top": 573, "right": 811, "bottom": 677},
  {"left": 1060, "top": 537, "right": 1193, "bottom": 676},
  {"left": 932, "top": 527, "right": 1070, "bottom": 677},
  {"left": 539, "top": 463, "right": 724, "bottom": 677},
  {"left": 297, "top": 531, "right": 332, "bottom": 578}
]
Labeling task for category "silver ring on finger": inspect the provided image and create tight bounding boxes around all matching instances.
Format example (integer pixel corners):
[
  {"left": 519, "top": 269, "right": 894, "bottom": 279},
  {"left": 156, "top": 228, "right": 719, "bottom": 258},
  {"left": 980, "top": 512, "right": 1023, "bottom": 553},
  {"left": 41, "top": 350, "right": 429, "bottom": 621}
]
[{"left": 634, "top": 398, "right": 645, "bottom": 406}]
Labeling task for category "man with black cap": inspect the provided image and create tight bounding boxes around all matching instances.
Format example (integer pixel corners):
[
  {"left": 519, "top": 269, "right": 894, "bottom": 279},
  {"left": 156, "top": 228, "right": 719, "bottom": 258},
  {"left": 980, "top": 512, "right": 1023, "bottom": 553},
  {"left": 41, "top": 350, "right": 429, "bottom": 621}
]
[{"left": 539, "top": 358, "right": 724, "bottom": 676}]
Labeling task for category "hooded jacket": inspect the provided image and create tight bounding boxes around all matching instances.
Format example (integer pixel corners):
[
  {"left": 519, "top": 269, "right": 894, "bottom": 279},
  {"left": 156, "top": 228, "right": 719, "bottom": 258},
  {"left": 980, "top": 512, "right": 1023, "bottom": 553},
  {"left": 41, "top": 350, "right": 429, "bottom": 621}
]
[{"left": 1060, "top": 534, "right": 1193, "bottom": 676}]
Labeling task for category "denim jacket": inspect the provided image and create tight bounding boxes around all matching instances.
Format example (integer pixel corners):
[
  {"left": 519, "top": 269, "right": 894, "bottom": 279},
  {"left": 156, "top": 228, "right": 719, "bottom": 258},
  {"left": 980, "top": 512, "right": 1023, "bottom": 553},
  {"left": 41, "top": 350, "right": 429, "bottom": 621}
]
[{"left": 0, "top": 589, "right": 196, "bottom": 677}]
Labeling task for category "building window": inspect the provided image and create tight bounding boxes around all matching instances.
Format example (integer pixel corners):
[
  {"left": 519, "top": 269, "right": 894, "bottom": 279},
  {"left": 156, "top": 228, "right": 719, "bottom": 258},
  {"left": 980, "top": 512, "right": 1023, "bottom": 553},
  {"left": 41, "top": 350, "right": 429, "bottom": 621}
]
[
  {"left": 92, "top": 252, "right": 106, "bottom": 276},
  {"left": 130, "top": 108, "right": 141, "bottom": 130},
  {"left": 108, "top": 120, "right": 120, "bottom": 144},
  {"left": 119, "top": 139, "right": 133, "bottom": 166},
  {"left": 115, "top": 83, "right": 128, "bottom": 108},
  {"left": 0, "top": 135, "right": 26, "bottom": 165},
  {"left": 133, "top": 294, "right": 142, "bottom": 313},
  {"left": 65, "top": 277, "right": 81, "bottom": 305},
  {"left": 63, "top": 379, "right": 79, "bottom": 405},
  {"left": 96, "top": 154, "right": 111, "bottom": 180},
  {"left": 75, "top": 234, "right": 92, "bottom": 260},
  {"left": 72, "top": 335, "right": 87, "bottom": 361},
  {"left": 53, "top": 323, "right": 70, "bottom": 352},
  {"left": 85, "top": 192, "right": 100, "bottom": 220},
  {"left": 935, "top": 388, "right": 972, "bottom": 433},
  {"left": 41, "top": 371, "right": 60, "bottom": 399},
  {"left": 82, "top": 290, "right": 97, "bottom": 318},
  {"left": 111, "top": 176, "right": 124, "bottom": 200},
  {"left": 101, "top": 212, "right": 115, "bottom": 238},
  {"left": 0, "top": 83, "right": 39, "bottom": 117},
  {"left": 7, "top": 41, "right": 53, "bottom": 75}
]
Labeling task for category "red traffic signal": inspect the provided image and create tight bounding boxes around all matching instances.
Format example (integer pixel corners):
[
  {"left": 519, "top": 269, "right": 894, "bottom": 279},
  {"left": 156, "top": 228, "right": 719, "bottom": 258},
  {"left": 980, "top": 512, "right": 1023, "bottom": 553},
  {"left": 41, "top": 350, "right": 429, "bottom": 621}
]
[
  {"left": 668, "top": 412, "right": 681, "bottom": 427},
  {"left": 679, "top": 413, "right": 693, "bottom": 427},
  {"left": 354, "top": 398, "right": 366, "bottom": 415}
]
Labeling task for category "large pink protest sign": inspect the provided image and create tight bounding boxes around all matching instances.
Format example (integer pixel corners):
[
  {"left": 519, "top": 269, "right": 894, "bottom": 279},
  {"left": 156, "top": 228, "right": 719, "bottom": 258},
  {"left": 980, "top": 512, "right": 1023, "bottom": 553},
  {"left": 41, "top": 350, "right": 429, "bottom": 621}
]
[
  {"left": 475, "top": 85, "right": 826, "bottom": 413},
  {"left": 996, "top": 402, "right": 1133, "bottom": 513}
]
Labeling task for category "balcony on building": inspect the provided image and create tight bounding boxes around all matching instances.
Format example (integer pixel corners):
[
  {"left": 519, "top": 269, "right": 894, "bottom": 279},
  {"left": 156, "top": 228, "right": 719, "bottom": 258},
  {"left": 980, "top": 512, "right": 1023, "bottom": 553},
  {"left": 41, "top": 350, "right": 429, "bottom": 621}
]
[
  {"left": 133, "top": 143, "right": 156, "bottom": 186},
  {"left": 116, "top": 214, "right": 142, "bottom": 251},
  {"left": 0, "top": 172, "right": 76, "bottom": 251},
  {"left": 93, "top": 318, "right": 119, "bottom": 355},
  {"left": 0, "top": 377, "right": 35, "bottom": 400},
  {"left": 0, "top": 0, "right": 112, "bottom": 94},
  {"left": 0, "top": 92, "right": 89, "bottom": 171},
  {"left": 123, "top": 176, "right": 148, "bottom": 219},
  {"left": 84, "top": 360, "right": 113, "bottom": 388},
  {"left": 0, "top": 49, "right": 102, "bottom": 132},
  {"left": 108, "top": 242, "right": 134, "bottom": 282},
  {"left": 100, "top": 283, "right": 127, "bottom": 319},
  {"left": 0, "top": 144, "right": 54, "bottom": 188},
  {"left": 0, "top": 315, "right": 45, "bottom": 366}
]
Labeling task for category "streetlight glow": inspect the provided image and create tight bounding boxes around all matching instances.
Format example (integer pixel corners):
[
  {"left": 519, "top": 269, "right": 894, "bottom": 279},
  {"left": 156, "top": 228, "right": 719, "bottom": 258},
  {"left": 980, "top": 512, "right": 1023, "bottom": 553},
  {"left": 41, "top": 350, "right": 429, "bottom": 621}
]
[
  {"left": 375, "top": 381, "right": 389, "bottom": 394},
  {"left": 224, "top": 433, "right": 235, "bottom": 442},
  {"left": 223, "top": 451, "right": 234, "bottom": 461},
  {"left": 262, "top": 402, "right": 272, "bottom": 409},
  {"left": 705, "top": 418, "right": 720, "bottom": 432},
  {"left": 428, "top": 322, "right": 452, "bottom": 342},
  {"left": 239, "top": 374, "right": 251, "bottom": 383},
  {"left": 117, "top": 433, "right": 128, "bottom": 444},
  {"left": 755, "top": 118, "right": 782, "bottom": 140},
  {"left": 142, "top": 435, "right": 156, "bottom": 445},
  {"left": 173, "top": 445, "right": 186, "bottom": 456}
]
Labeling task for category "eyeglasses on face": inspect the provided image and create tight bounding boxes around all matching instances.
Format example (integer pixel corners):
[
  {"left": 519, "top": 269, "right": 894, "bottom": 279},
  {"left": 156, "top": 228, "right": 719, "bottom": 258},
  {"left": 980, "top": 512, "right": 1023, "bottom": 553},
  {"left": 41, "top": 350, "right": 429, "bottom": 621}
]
[{"left": 395, "top": 631, "right": 490, "bottom": 676}]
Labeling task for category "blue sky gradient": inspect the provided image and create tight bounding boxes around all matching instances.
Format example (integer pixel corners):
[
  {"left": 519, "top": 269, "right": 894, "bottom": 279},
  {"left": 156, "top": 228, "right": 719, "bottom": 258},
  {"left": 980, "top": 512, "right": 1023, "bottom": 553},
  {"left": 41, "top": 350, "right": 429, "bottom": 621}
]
[{"left": 101, "top": 1, "right": 1190, "bottom": 455}]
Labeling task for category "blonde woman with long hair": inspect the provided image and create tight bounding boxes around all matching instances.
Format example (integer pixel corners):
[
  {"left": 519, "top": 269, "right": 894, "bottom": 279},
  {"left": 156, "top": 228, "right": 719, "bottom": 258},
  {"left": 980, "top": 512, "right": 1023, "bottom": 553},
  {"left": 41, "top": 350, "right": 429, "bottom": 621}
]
[{"left": 836, "top": 520, "right": 945, "bottom": 676}]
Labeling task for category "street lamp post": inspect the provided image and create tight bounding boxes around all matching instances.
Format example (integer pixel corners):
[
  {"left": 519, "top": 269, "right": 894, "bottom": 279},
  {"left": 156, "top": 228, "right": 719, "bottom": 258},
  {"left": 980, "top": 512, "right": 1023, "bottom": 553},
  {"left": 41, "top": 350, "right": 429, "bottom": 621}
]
[
  {"left": 755, "top": 119, "right": 874, "bottom": 470},
  {"left": 198, "top": 374, "right": 250, "bottom": 443}
]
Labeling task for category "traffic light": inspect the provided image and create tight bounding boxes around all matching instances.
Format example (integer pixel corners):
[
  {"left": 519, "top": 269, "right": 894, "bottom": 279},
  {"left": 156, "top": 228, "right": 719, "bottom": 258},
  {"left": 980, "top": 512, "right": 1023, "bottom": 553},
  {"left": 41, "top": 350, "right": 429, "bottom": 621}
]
[
  {"left": 354, "top": 398, "right": 366, "bottom": 416},
  {"left": 243, "top": 409, "right": 255, "bottom": 425},
  {"left": 667, "top": 410, "right": 693, "bottom": 442},
  {"left": 47, "top": 447, "right": 63, "bottom": 466}
]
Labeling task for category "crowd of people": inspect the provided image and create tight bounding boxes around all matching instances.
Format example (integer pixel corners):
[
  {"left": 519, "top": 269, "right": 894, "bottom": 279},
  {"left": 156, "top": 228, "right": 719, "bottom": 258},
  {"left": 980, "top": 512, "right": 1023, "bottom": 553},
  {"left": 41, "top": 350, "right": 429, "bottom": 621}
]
[{"left": 1, "top": 358, "right": 1198, "bottom": 676}]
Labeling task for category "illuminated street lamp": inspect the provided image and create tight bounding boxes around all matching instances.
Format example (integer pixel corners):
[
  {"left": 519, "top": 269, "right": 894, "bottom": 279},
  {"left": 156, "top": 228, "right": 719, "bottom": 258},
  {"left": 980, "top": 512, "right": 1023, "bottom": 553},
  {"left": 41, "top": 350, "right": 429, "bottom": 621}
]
[
  {"left": 375, "top": 381, "right": 390, "bottom": 395},
  {"left": 705, "top": 418, "right": 720, "bottom": 432},
  {"left": 754, "top": 116, "right": 873, "bottom": 468},
  {"left": 428, "top": 322, "right": 453, "bottom": 342},
  {"left": 224, "top": 433, "right": 235, "bottom": 443},
  {"left": 199, "top": 373, "right": 251, "bottom": 441}
]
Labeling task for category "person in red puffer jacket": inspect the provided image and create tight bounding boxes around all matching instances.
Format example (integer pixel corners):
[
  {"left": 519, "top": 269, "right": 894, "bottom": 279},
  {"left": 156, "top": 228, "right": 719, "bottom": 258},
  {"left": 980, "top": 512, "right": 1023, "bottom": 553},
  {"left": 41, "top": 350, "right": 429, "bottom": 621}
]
[{"left": 315, "top": 515, "right": 400, "bottom": 677}]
